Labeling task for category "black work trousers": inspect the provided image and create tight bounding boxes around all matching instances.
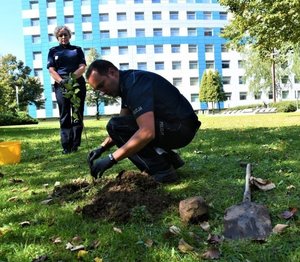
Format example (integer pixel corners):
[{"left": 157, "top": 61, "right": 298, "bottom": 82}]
[
  {"left": 106, "top": 115, "right": 200, "bottom": 174},
  {"left": 54, "top": 76, "right": 86, "bottom": 151}
]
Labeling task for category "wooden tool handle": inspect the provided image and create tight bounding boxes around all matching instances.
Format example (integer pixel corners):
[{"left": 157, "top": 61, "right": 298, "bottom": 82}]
[{"left": 243, "top": 163, "right": 251, "bottom": 202}]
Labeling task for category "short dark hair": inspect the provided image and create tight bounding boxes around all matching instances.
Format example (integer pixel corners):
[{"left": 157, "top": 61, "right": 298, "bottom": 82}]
[{"left": 85, "top": 59, "right": 118, "bottom": 79}]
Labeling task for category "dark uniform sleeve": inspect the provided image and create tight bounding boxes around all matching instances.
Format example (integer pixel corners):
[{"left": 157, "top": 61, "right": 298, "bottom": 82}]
[
  {"left": 47, "top": 47, "right": 56, "bottom": 69},
  {"left": 76, "top": 47, "right": 87, "bottom": 65}
]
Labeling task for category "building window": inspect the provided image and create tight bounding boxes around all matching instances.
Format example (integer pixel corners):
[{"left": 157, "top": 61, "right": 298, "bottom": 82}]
[
  {"left": 152, "top": 11, "right": 161, "bottom": 20},
  {"left": 48, "top": 34, "right": 56, "bottom": 42},
  {"left": 82, "top": 15, "right": 91, "bottom": 23},
  {"left": 188, "top": 44, "right": 197, "bottom": 53},
  {"left": 101, "top": 47, "right": 111, "bottom": 55},
  {"left": 33, "top": 52, "right": 42, "bottom": 61},
  {"left": 268, "top": 92, "right": 273, "bottom": 99},
  {"left": 154, "top": 45, "right": 163, "bottom": 53},
  {"left": 239, "top": 76, "right": 245, "bottom": 84},
  {"left": 222, "top": 60, "right": 230, "bottom": 69},
  {"left": 203, "top": 11, "right": 212, "bottom": 20},
  {"left": 171, "top": 44, "right": 180, "bottom": 53},
  {"left": 190, "top": 77, "right": 199, "bottom": 86},
  {"left": 220, "top": 12, "right": 228, "bottom": 20},
  {"left": 81, "top": 0, "right": 90, "bottom": 5},
  {"left": 191, "top": 94, "right": 198, "bottom": 102},
  {"left": 32, "top": 35, "right": 41, "bottom": 44},
  {"left": 155, "top": 62, "right": 164, "bottom": 70},
  {"left": 225, "top": 92, "right": 231, "bottom": 101},
  {"left": 204, "top": 28, "right": 213, "bottom": 36},
  {"left": 137, "top": 45, "right": 146, "bottom": 54},
  {"left": 116, "top": 0, "right": 125, "bottom": 3},
  {"left": 187, "top": 11, "right": 196, "bottom": 20},
  {"left": 83, "top": 48, "right": 90, "bottom": 55},
  {"left": 221, "top": 44, "right": 228, "bottom": 52},
  {"left": 100, "top": 30, "right": 110, "bottom": 38},
  {"left": 135, "top": 12, "right": 144, "bottom": 20},
  {"left": 100, "top": 13, "right": 109, "bottom": 21},
  {"left": 206, "top": 60, "right": 214, "bottom": 69},
  {"left": 119, "top": 63, "right": 129, "bottom": 70},
  {"left": 47, "top": 17, "right": 56, "bottom": 25},
  {"left": 170, "top": 28, "right": 179, "bottom": 36},
  {"left": 34, "top": 69, "right": 43, "bottom": 78},
  {"left": 295, "top": 76, "right": 300, "bottom": 84},
  {"left": 64, "top": 0, "right": 73, "bottom": 7},
  {"left": 30, "top": 1, "right": 39, "bottom": 9},
  {"left": 281, "top": 76, "right": 289, "bottom": 84},
  {"left": 152, "top": 0, "right": 160, "bottom": 3},
  {"left": 83, "top": 32, "right": 92, "bottom": 40},
  {"left": 118, "top": 29, "right": 127, "bottom": 38},
  {"left": 170, "top": 11, "right": 179, "bottom": 20},
  {"left": 188, "top": 28, "right": 197, "bottom": 36},
  {"left": 189, "top": 61, "right": 198, "bottom": 69},
  {"left": 254, "top": 92, "right": 262, "bottom": 100},
  {"left": 238, "top": 60, "right": 245, "bottom": 68},
  {"left": 52, "top": 101, "right": 57, "bottom": 110},
  {"left": 117, "top": 12, "right": 126, "bottom": 21},
  {"left": 205, "top": 44, "right": 213, "bottom": 52},
  {"left": 47, "top": 0, "right": 56, "bottom": 8},
  {"left": 173, "top": 78, "right": 182, "bottom": 87},
  {"left": 31, "top": 18, "right": 39, "bottom": 26},
  {"left": 136, "top": 28, "right": 145, "bottom": 37},
  {"left": 172, "top": 61, "right": 181, "bottom": 70},
  {"left": 99, "top": 0, "right": 108, "bottom": 3},
  {"left": 223, "top": 76, "right": 231, "bottom": 85},
  {"left": 119, "top": 46, "right": 128, "bottom": 55},
  {"left": 137, "top": 62, "right": 147, "bottom": 70},
  {"left": 239, "top": 92, "right": 247, "bottom": 100},
  {"left": 169, "top": 0, "right": 178, "bottom": 3},
  {"left": 153, "top": 28, "right": 162, "bottom": 36},
  {"left": 65, "top": 16, "right": 74, "bottom": 24},
  {"left": 134, "top": 0, "right": 143, "bottom": 3}
]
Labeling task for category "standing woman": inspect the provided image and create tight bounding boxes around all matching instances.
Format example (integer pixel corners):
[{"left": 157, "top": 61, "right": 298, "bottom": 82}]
[{"left": 47, "top": 25, "right": 87, "bottom": 154}]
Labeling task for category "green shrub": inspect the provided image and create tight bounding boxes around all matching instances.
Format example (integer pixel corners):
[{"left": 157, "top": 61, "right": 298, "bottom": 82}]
[
  {"left": 0, "top": 111, "right": 38, "bottom": 126},
  {"left": 269, "top": 101, "right": 297, "bottom": 112}
]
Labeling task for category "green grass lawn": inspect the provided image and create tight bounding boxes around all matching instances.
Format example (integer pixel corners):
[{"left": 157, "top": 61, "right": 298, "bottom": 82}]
[{"left": 1, "top": 113, "right": 300, "bottom": 262}]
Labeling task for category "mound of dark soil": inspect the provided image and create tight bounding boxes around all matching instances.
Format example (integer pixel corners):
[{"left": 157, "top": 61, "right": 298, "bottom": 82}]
[
  {"left": 51, "top": 180, "right": 90, "bottom": 198},
  {"left": 82, "top": 170, "right": 175, "bottom": 223}
]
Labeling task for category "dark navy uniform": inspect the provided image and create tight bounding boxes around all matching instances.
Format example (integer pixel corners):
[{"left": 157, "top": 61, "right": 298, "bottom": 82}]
[
  {"left": 47, "top": 44, "right": 86, "bottom": 152},
  {"left": 106, "top": 70, "right": 201, "bottom": 175}
]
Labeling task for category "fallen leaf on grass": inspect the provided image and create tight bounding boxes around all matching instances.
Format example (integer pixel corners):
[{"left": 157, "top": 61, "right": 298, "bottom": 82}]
[
  {"left": 40, "top": 199, "right": 53, "bottom": 205},
  {"left": 280, "top": 208, "right": 297, "bottom": 220},
  {"left": 200, "top": 221, "right": 210, "bottom": 231},
  {"left": 7, "top": 196, "right": 18, "bottom": 202},
  {"left": 201, "top": 247, "right": 221, "bottom": 260},
  {"left": 94, "top": 257, "right": 103, "bottom": 262},
  {"left": 250, "top": 177, "right": 276, "bottom": 191},
  {"left": 113, "top": 227, "right": 122, "bottom": 234},
  {"left": 178, "top": 238, "right": 194, "bottom": 253},
  {"left": 144, "top": 239, "right": 154, "bottom": 248},
  {"left": 72, "top": 235, "right": 83, "bottom": 244},
  {"left": 19, "top": 221, "right": 31, "bottom": 227},
  {"left": 50, "top": 236, "right": 62, "bottom": 244},
  {"left": 169, "top": 225, "right": 181, "bottom": 235},
  {"left": 77, "top": 250, "right": 88, "bottom": 259},
  {"left": 9, "top": 178, "right": 24, "bottom": 183},
  {"left": 272, "top": 224, "right": 289, "bottom": 234},
  {"left": 65, "top": 242, "right": 74, "bottom": 250},
  {"left": 0, "top": 226, "right": 11, "bottom": 237},
  {"left": 286, "top": 185, "right": 296, "bottom": 190}
]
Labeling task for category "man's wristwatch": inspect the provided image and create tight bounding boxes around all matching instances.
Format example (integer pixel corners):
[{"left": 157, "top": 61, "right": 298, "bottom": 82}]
[{"left": 109, "top": 153, "right": 117, "bottom": 164}]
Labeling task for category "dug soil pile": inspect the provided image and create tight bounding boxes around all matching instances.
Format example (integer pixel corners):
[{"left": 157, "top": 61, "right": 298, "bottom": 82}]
[{"left": 82, "top": 170, "right": 176, "bottom": 222}]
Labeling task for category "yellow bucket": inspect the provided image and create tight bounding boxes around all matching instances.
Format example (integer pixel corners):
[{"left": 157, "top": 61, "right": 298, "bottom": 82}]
[{"left": 0, "top": 141, "right": 21, "bottom": 165}]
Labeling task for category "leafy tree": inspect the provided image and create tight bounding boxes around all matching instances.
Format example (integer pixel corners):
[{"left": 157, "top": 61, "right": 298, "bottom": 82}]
[
  {"left": 0, "top": 54, "right": 43, "bottom": 113},
  {"left": 199, "top": 70, "right": 225, "bottom": 112}
]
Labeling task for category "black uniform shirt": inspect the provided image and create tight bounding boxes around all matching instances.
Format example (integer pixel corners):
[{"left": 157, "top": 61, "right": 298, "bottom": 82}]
[
  {"left": 47, "top": 43, "right": 86, "bottom": 76},
  {"left": 119, "top": 70, "right": 197, "bottom": 122}
]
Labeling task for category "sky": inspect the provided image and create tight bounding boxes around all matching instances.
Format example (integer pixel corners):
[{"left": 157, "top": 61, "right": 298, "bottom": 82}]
[{"left": 0, "top": 0, "right": 25, "bottom": 61}]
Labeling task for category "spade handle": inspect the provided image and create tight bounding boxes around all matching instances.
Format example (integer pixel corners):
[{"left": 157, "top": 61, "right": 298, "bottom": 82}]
[{"left": 243, "top": 163, "right": 251, "bottom": 202}]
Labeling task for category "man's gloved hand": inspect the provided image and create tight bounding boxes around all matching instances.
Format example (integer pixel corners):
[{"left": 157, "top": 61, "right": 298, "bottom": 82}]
[
  {"left": 59, "top": 78, "right": 69, "bottom": 88},
  {"left": 87, "top": 146, "right": 106, "bottom": 167},
  {"left": 90, "top": 154, "right": 117, "bottom": 179}
]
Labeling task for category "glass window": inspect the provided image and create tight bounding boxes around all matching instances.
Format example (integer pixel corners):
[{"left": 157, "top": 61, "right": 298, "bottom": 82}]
[
  {"left": 64, "top": 0, "right": 72, "bottom": 7},
  {"left": 189, "top": 61, "right": 198, "bottom": 69},
  {"left": 191, "top": 94, "right": 198, "bottom": 102},
  {"left": 203, "top": 11, "right": 212, "bottom": 20},
  {"left": 82, "top": 15, "right": 91, "bottom": 22},
  {"left": 101, "top": 47, "right": 110, "bottom": 55},
  {"left": 205, "top": 44, "right": 213, "bottom": 52},
  {"left": 254, "top": 92, "right": 262, "bottom": 100},
  {"left": 187, "top": 11, "right": 195, "bottom": 20},
  {"left": 239, "top": 76, "right": 245, "bottom": 84},
  {"left": 223, "top": 76, "right": 231, "bottom": 85},
  {"left": 155, "top": 62, "right": 164, "bottom": 70},
  {"left": 153, "top": 28, "right": 162, "bottom": 36},
  {"left": 136, "top": 45, "right": 146, "bottom": 54},
  {"left": 172, "top": 61, "right": 181, "bottom": 70},
  {"left": 136, "top": 28, "right": 145, "bottom": 37},
  {"left": 33, "top": 52, "right": 42, "bottom": 61},
  {"left": 190, "top": 77, "right": 199, "bottom": 86},
  {"left": 81, "top": 0, "right": 90, "bottom": 5},
  {"left": 222, "top": 60, "right": 230, "bottom": 69},
  {"left": 117, "top": 12, "right": 126, "bottom": 21},
  {"left": 48, "top": 34, "right": 56, "bottom": 42},
  {"left": 152, "top": 11, "right": 161, "bottom": 20},
  {"left": 30, "top": 1, "right": 38, "bottom": 9},
  {"left": 238, "top": 60, "right": 245, "bottom": 68},
  {"left": 188, "top": 44, "right": 197, "bottom": 53},
  {"left": 152, "top": 0, "right": 160, "bottom": 3},
  {"left": 32, "top": 35, "right": 41, "bottom": 44},
  {"left": 268, "top": 92, "right": 273, "bottom": 99},
  {"left": 31, "top": 18, "right": 39, "bottom": 26},
  {"left": 52, "top": 101, "right": 57, "bottom": 110},
  {"left": 100, "top": 30, "right": 110, "bottom": 38},
  {"left": 34, "top": 69, "right": 43, "bottom": 78},
  {"left": 134, "top": 0, "right": 143, "bottom": 3},
  {"left": 188, "top": 28, "right": 197, "bottom": 36},
  {"left": 119, "top": 63, "right": 129, "bottom": 70},
  {"left": 47, "top": 17, "right": 56, "bottom": 25},
  {"left": 83, "top": 32, "right": 92, "bottom": 40},
  {"left": 135, "top": 12, "right": 144, "bottom": 20},
  {"left": 294, "top": 76, "right": 300, "bottom": 84},
  {"left": 171, "top": 44, "right": 180, "bottom": 53},
  {"left": 281, "top": 76, "right": 289, "bottom": 84},
  {"left": 65, "top": 16, "right": 74, "bottom": 24},
  {"left": 137, "top": 62, "right": 147, "bottom": 70},
  {"left": 220, "top": 12, "right": 228, "bottom": 20},
  {"left": 173, "top": 78, "right": 182, "bottom": 87},
  {"left": 154, "top": 45, "right": 163, "bottom": 53},
  {"left": 169, "top": 0, "right": 177, "bottom": 3},
  {"left": 47, "top": 0, "right": 56, "bottom": 8},
  {"left": 100, "top": 13, "right": 109, "bottom": 21},
  {"left": 204, "top": 28, "right": 213, "bottom": 36},
  {"left": 239, "top": 92, "right": 247, "bottom": 100},
  {"left": 118, "top": 29, "right": 127, "bottom": 38},
  {"left": 170, "top": 11, "right": 179, "bottom": 20},
  {"left": 119, "top": 46, "right": 128, "bottom": 55},
  {"left": 225, "top": 92, "right": 231, "bottom": 101},
  {"left": 221, "top": 44, "right": 228, "bottom": 52},
  {"left": 206, "top": 60, "right": 214, "bottom": 69},
  {"left": 170, "top": 28, "right": 179, "bottom": 36}
]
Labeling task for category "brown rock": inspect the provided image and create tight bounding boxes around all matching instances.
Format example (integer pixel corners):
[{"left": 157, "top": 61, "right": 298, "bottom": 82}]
[{"left": 179, "top": 196, "right": 208, "bottom": 223}]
